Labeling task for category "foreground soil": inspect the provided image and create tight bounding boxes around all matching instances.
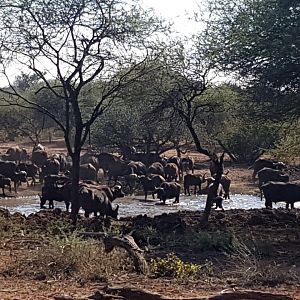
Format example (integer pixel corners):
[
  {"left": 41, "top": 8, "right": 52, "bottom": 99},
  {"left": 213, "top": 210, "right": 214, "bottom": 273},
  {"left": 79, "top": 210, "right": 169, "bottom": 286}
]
[
  {"left": 1, "top": 208, "right": 300, "bottom": 299},
  {"left": 0, "top": 139, "right": 300, "bottom": 299}
]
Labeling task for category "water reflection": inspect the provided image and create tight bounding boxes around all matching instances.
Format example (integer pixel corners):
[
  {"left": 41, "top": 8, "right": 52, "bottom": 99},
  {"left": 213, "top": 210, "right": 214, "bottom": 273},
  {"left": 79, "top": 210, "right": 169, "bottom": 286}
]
[{"left": 1, "top": 193, "right": 298, "bottom": 218}]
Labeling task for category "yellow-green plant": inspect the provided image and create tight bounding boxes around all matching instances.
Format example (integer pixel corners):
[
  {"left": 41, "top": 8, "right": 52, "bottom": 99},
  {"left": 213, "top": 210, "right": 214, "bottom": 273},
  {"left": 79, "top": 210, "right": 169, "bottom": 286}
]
[{"left": 150, "top": 253, "right": 200, "bottom": 279}]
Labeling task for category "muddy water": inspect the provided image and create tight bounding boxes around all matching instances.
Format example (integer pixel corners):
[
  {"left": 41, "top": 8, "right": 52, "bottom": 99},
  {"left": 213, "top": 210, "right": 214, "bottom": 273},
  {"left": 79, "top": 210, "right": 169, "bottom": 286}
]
[{"left": 1, "top": 193, "right": 299, "bottom": 218}]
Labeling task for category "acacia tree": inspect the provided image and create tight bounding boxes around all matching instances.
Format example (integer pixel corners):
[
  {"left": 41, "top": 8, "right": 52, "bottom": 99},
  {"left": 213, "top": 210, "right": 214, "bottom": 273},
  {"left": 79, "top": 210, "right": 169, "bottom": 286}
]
[
  {"left": 0, "top": 0, "right": 166, "bottom": 221},
  {"left": 146, "top": 39, "right": 228, "bottom": 222},
  {"left": 150, "top": 39, "right": 224, "bottom": 156}
]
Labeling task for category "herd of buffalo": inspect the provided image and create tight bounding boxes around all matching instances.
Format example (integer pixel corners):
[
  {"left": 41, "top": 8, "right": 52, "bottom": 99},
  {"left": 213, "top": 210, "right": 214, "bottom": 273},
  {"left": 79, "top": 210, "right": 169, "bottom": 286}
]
[{"left": 0, "top": 143, "right": 299, "bottom": 218}]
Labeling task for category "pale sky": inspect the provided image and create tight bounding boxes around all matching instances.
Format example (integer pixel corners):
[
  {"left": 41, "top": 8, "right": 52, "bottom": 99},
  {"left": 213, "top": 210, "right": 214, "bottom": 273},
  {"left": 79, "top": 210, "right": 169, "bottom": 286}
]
[
  {"left": 141, "top": 0, "right": 201, "bottom": 35},
  {"left": 0, "top": 1, "right": 202, "bottom": 86}
]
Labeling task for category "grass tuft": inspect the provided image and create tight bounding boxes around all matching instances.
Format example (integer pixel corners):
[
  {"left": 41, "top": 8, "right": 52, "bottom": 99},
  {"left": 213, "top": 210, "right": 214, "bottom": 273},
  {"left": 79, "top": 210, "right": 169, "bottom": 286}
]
[{"left": 4, "top": 231, "right": 133, "bottom": 281}]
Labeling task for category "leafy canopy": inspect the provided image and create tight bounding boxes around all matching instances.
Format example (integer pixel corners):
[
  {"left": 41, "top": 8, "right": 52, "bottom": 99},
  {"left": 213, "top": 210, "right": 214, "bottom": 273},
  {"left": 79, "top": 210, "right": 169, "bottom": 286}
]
[{"left": 204, "top": 0, "right": 300, "bottom": 120}]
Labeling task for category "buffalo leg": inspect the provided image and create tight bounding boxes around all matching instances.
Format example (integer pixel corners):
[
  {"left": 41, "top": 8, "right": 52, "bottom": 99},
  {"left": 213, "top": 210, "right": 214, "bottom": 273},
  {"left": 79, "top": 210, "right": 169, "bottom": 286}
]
[
  {"left": 65, "top": 201, "right": 70, "bottom": 212},
  {"left": 173, "top": 196, "right": 179, "bottom": 204},
  {"left": 49, "top": 200, "right": 54, "bottom": 209},
  {"left": 198, "top": 184, "right": 201, "bottom": 195},
  {"left": 31, "top": 176, "right": 36, "bottom": 187},
  {"left": 187, "top": 186, "right": 190, "bottom": 196},
  {"left": 287, "top": 202, "right": 295, "bottom": 209},
  {"left": 13, "top": 181, "right": 17, "bottom": 193}
]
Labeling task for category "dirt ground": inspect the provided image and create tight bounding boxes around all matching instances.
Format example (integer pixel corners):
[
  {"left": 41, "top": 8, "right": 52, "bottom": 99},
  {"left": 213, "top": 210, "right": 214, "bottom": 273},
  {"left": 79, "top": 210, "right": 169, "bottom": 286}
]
[{"left": 0, "top": 140, "right": 300, "bottom": 299}]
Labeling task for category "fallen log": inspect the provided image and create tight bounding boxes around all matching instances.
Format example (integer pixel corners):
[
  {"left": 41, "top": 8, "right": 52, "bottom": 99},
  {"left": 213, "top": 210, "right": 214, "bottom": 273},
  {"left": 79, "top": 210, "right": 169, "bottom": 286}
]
[{"left": 80, "top": 232, "right": 149, "bottom": 275}]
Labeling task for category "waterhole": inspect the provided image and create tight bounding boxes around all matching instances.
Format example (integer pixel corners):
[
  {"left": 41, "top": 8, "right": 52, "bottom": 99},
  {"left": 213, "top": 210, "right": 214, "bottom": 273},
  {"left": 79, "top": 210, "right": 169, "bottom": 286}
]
[{"left": 1, "top": 193, "right": 298, "bottom": 218}]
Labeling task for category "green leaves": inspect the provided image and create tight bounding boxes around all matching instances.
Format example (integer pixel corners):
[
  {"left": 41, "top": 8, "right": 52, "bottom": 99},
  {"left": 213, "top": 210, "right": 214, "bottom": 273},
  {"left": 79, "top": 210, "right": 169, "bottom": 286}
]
[{"left": 204, "top": 0, "right": 300, "bottom": 121}]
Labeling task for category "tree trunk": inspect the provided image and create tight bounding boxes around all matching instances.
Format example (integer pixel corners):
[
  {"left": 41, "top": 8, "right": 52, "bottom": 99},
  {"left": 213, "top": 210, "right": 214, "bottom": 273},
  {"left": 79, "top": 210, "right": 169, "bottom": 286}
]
[
  {"left": 201, "top": 153, "right": 225, "bottom": 224},
  {"left": 70, "top": 149, "right": 81, "bottom": 224},
  {"left": 186, "top": 122, "right": 212, "bottom": 157}
]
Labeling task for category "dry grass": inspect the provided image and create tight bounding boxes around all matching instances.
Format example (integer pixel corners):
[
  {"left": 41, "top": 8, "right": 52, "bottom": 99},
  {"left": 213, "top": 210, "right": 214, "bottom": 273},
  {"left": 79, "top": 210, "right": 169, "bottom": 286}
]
[
  {"left": 3, "top": 232, "right": 133, "bottom": 282},
  {"left": 222, "top": 235, "right": 300, "bottom": 287}
]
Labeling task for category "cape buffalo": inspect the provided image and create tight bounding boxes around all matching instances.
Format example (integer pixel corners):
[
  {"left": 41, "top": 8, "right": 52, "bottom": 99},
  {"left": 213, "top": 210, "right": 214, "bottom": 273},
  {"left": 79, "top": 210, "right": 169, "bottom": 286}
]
[
  {"left": 41, "top": 158, "right": 60, "bottom": 182},
  {"left": 80, "top": 163, "right": 98, "bottom": 181},
  {"left": 156, "top": 182, "right": 181, "bottom": 205},
  {"left": 39, "top": 182, "right": 72, "bottom": 211},
  {"left": 262, "top": 181, "right": 300, "bottom": 209},
  {"left": 147, "top": 162, "right": 165, "bottom": 177},
  {"left": 32, "top": 150, "right": 48, "bottom": 167},
  {"left": 139, "top": 174, "right": 166, "bottom": 200},
  {"left": 249, "top": 158, "right": 286, "bottom": 181},
  {"left": 181, "top": 157, "right": 194, "bottom": 174},
  {"left": 2, "top": 146, "right": 29, "bottom": 163},
  {"left": 183, "top": 174, "right": 204, "bottom": 195},
  {"left": 79, "top": 186, "right": 119, "bottom": 218},
  {"left": 257, "top": 167, "right": 289, "bottom": 200},
  {"left": 164, "top": 163, "right": 179, "bottom": 182},
  {"left": 19, "top": 162, "right": 39, "bottom": 186},
  {"left": 0, "top": 161, "right": 27, "bottom": 192},
  {"left": 202, "top": 174, "right": 231, "bottom": 200}
]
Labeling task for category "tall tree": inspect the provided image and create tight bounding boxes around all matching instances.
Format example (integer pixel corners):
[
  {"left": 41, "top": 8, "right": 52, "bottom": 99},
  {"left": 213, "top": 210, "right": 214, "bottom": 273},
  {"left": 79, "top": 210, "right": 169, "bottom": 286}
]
[
  {"left": 150, "top": 39, "right": 223, "bottom": 158},
  {"left": 203, "top": 0, "right": 300, "bottom": 121},
  {"left": 0, "top": 0, "right": 166, "bottom": 222}
]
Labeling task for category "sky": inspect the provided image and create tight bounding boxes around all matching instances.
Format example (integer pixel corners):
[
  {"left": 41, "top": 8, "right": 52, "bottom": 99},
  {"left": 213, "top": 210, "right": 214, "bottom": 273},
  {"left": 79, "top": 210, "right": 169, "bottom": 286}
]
[
  {"left": 0, "top": 0, "right": 203, "bottom": 86},
  {"left": 141, "top": 0, "right": 201, "bottom": 35}
]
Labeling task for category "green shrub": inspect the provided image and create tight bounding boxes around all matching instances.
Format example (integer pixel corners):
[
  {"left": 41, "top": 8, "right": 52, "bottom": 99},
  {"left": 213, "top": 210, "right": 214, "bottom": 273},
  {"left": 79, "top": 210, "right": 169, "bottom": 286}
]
[{"left": 133, "top": 226, "right": 162, "bottom": 246}]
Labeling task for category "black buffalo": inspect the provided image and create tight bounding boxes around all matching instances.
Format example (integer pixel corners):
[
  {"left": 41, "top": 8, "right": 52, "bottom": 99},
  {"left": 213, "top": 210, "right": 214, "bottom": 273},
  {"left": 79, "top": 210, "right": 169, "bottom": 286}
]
[
  {"left": 79, "top": 186, "right": 119, "bottom": 218},
  {"left": 32, "top": 149, "right": 48, "bottom": 167},
  {"left": 43, "top": 174, "right": 71, "bottom": 187},
  {"left": 164, "top": 163, "right": 179, "bottom": 182},
  {"left": 183, "top": 174, "right": 204, "bottom": 195},
  {"left": 80, "top": 181, "right": 125, "bottom": 202},
  {"left": 2, "top": 146, "right": 29, "bottom": 163},
  {"left": 97, "top": 152, "right": 130, "bottom": 182},
  {"left": 257, "top": 167, "right": 289, "bottom": 200},
  {"left": 249, "top": 158, "right": 286, "bottom": 181},
  {"left": 147, "top": 162, "right": 165, "bottom": 177},
  {"left": 202, "top": 174, "right": 231, "bottom": 200},
  {"left": 262, "top": 181, "right": 300, "bottom": 209},
  {"left": 139, "top": 174, "right": 165, "bottom": 201},
  {"left": 39, "top": 182, "right": 72, "bottom": 211},
  {"left": 40, "top": 158, "right": 60, "bottom": 184},
  {"left": 156, "top": 182, "right": 181, "bottom": 205},
  {"left": 181, "top": 157, "right": 194, "bottom": 174},
  {"left": 0, "top": 161, "right": 27, "bottom": 192},
  {"left": 80, "top": 163, "right": 98, "bottom": 181},
  {"left": 19, "top": 162, "right": 39, "bottom": 186}
]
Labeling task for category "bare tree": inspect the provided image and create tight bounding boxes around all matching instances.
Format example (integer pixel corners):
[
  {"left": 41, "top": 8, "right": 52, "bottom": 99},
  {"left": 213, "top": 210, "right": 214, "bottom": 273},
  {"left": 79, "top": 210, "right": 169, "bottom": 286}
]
[
  {"left": 0, "top": 0, "right": 166, "bottom": 222},
  {"left": 150, "top": 38, "right": 228, "bottom": 223}
]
